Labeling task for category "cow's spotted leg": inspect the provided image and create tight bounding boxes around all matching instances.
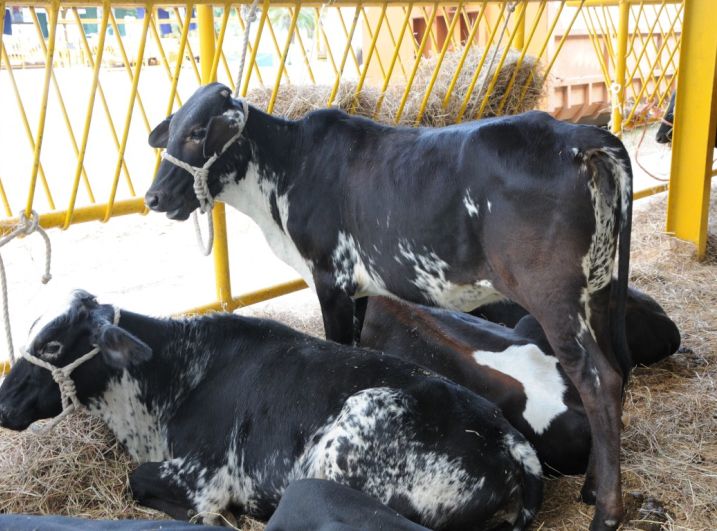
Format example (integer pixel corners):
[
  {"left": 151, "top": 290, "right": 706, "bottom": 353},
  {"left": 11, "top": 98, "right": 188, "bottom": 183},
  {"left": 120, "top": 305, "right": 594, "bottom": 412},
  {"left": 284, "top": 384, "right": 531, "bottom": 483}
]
[
  {"left": 537, "top": 309, "right": 624, "bottom": 531},
  {"left": 129, "top": 461, "right": 195, "bottom": 521},
  {"left": 315, "top": 272, "right": 355, "bottom": 344}
]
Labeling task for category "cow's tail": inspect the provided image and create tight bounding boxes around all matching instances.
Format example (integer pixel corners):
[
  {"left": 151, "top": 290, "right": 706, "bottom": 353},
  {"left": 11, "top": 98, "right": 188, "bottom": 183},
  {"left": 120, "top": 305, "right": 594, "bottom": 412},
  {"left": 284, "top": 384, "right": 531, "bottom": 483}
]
[
  {"left": 604, "top": 145, "right": 633, "bottom": 383},
  {"left": 580, "top": 143, "right": 633, "bottom": 382},
  {"left": 499, "top": 433, "right": 543, "bottom": 531}
]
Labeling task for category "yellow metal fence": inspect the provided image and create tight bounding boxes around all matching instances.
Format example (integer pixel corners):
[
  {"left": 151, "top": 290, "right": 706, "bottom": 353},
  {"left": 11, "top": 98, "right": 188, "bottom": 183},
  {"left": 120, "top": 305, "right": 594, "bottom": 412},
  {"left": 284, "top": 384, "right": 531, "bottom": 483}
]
[{"left": 0, "top": 0, "right": 714, "bottom": 359}]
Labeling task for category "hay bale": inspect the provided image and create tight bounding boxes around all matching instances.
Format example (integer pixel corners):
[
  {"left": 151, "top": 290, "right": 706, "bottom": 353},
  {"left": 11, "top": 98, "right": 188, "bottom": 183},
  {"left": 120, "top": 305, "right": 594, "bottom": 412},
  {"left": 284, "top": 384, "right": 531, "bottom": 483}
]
[{"left": 247, "top": 46, "right": 545, "bottom": 126}]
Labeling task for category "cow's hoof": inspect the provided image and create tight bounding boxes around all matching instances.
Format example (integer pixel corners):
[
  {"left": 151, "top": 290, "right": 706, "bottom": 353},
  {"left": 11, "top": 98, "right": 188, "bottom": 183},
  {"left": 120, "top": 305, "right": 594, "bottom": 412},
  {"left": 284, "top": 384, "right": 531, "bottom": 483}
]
[
  {"left": 580, "top": 485, "right": 597, "bottom": 505},
  {"left": 589, "top": 516, "right": 620, "bottom": 531}
]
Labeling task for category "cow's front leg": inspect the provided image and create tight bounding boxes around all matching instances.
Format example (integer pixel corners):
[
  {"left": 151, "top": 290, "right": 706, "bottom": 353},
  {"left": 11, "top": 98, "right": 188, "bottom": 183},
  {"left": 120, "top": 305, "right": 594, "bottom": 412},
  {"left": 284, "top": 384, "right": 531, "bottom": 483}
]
[
  {"left": 129, "top": 461, "right": 194, "bottom": 521},
  {"left": 315, "top": 271, "right": 355, "bottom": 344}
]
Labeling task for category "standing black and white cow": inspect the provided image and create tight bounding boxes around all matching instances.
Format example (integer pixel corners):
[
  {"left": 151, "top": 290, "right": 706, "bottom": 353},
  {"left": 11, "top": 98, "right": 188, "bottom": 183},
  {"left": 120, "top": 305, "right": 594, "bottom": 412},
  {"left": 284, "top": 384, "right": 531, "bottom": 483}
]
[
  {"left": 361, "top": 292, "right": 680, "bottom": 475},
  {"left": 144, "top": 83, "right": 632, "bottom": 530},
  {"left": 0, "top": 290, "right": 543, "bottom": 531}
]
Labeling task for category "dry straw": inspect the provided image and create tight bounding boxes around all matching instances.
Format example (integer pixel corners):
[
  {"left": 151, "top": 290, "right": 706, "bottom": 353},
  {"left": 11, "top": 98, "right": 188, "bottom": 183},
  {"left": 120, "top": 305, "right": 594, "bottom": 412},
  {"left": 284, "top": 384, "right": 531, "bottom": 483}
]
[{"left": 247, "top": 46, "right": 546, "bottom": 125}]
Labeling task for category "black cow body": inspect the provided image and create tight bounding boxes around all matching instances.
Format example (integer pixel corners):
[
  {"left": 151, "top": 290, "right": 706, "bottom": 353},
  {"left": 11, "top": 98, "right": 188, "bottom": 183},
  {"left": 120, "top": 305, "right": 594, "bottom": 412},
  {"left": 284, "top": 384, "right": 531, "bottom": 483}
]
[
  {"left": 361, "top": 291, "right": 679, "bottom": 475},
  {"left": 472, "top": 285, "right": 680, "bottom": 367},
  {"left": 0, "top": 291, "right": 542, "bottom": 531},
  {"left": 144, "top": 83, "right": 633, "bottom": 530},
  {"left": 265, "top": 479, "right": 430, "bottom": 531}
]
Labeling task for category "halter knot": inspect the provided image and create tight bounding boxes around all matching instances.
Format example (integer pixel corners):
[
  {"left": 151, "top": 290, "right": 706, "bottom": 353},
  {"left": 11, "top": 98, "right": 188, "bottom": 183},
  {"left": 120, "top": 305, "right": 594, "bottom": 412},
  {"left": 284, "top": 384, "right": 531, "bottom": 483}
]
[{"left": 21, "top": 305, "right": 121, "bottom": 434}]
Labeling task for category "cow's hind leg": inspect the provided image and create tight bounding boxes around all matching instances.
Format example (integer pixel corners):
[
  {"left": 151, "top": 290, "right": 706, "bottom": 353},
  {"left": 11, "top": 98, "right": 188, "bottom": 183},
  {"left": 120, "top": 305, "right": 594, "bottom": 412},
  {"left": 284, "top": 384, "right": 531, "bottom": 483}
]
[
  {"left": 130, "top": 462, "right": 194, "bottom": 520},
  {"left": 536, "top": 303, "right": 624, "bottom": 531}
]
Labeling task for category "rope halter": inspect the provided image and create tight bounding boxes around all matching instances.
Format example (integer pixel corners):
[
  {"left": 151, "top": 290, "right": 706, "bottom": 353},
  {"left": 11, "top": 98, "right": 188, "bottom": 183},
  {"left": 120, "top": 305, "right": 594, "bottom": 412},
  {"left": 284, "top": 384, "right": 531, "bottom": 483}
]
[
  {"left": 160, "top": 99, "right": 250, "bottom": 256},
  {"left": 160, "top": 99, "right": 249, "bottom": 215},
  {"left": 21, "top": 305, "right": 121, "bottom": 434}
]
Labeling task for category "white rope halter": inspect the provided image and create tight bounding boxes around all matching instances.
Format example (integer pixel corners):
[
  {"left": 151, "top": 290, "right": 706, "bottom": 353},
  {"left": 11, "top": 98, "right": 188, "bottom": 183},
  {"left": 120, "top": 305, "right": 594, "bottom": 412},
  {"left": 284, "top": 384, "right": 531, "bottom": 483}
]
[
  {"left": 161, "top": 98, "right": 249, "bottom": 257},
  {"left": 1, "top": 210, "right": 52, "bottom": 365},
  {"left": 162, "top": 0, "right": 260, "bottom": 257},
  {"left": 21, "top": 305, "right": 120, "bottom": 434}
]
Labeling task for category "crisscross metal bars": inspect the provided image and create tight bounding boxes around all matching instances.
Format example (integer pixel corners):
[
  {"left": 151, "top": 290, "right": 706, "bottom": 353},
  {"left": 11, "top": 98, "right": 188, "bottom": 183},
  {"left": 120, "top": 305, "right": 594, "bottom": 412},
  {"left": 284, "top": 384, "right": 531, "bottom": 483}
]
[
  {"left": 580, "top": 0, "right": 683, "bottom": 133},
  {"left": 0, "top": 0, "right": 708, "bottom": 320}
]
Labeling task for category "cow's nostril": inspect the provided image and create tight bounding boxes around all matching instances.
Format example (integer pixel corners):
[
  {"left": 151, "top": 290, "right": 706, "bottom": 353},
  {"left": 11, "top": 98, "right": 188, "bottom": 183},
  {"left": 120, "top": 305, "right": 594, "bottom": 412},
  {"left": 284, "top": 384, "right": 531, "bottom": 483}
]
[{"left": 145, "top": 192, "right": 161, "bottom": 209}]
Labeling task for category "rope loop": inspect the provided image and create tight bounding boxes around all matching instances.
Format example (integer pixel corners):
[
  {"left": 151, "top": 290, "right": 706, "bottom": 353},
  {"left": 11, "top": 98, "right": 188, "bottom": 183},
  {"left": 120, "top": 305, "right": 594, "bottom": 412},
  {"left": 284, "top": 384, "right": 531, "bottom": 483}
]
[{"left": 1, "top": 210, "right": 53, "bottom": 365}]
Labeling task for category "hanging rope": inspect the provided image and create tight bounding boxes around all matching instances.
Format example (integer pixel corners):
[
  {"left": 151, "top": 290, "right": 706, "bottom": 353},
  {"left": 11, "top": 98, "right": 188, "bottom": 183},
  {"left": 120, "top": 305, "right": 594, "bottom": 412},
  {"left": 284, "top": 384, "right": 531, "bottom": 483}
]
[
  {"left": 633, "top": 98, "right": 671, "bottom": 183},
  {"left": 185, "top": 0, "right": 261, "bottom": 256},
  {"left": 234, "top": 0, "right": 261, "bottom": 99},
  {"left": 0, "top": 210, "right": 52, "bottom": 365},
  {"left": 469, "top": 1, "right": 518, "bottom": 119},
  {"left": 22, "top": 305, "right": 121, "bottom": 434}
]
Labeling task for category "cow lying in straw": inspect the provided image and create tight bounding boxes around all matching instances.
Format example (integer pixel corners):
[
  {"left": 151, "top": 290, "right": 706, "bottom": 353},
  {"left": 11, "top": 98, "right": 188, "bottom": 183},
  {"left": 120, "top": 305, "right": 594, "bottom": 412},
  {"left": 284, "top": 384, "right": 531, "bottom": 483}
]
[
  {"left": 0, "top": 290, "right": 542, "bottom": 530},
  {"left": 361, "top": 288, "right": 680, "bottom": 475},
  {"left": 144, "top": 82, "right": 632, "bottom": 530}
]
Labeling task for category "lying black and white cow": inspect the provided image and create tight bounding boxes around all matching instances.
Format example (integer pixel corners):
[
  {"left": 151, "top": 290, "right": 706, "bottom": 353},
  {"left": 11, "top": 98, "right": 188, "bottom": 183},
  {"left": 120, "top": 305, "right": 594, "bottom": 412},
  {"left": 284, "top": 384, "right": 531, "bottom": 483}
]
[
  {"left": 361, "top": 289, "right": 680, "bottom": 475},
  {"left": 144, "top": 83, "right": 632, "bottom": 530},
  {"left": 0, "top": 290, "right": 542, "bottom": 531},
  {"left": 472, "top": 285, "right": 680, "bottom": 367}
]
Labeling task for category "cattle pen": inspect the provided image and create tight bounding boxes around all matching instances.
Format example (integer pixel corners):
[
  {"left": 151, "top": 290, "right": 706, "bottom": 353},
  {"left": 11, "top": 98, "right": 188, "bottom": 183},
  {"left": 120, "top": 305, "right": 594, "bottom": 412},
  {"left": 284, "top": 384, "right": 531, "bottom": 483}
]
[{"left": 1, "top": 0, "right": 716, "bottom": 530}]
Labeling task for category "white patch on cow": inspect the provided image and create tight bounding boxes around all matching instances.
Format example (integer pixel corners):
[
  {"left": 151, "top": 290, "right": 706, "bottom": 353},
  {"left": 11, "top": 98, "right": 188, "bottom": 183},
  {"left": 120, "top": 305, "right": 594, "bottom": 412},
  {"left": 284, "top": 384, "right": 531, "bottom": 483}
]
[
  {"left": 581, "top": 149, "right": 621, "bottom": 297},
  {"left": 487, "top": 200, "right": 492, "bottom": 213},
  {"left": 25, "top": 291, "right": 77, "bottom": 348},
  {"left": 218, "top": 163, "right": 314, "bottom": 288},
  {"left": 295, "top": 387, "right": 486, "bottom": 529},
  {"left": 463, "top": 191, "right": 479, "bottom": 217},
  {"left": 87, "top": 372, "right": 168, "bottom": 462},
  {"left": 397, "top": 241, "right": 503, "bottom": 310},
  {"left": 332, "top": 232, "right": 391, "bottom": 297},
  {"left": 504, "top": 433, "right": 542, "bottom": 477},
  {"left": 472, "top": 345, "right": 567, "bottom": 435}
]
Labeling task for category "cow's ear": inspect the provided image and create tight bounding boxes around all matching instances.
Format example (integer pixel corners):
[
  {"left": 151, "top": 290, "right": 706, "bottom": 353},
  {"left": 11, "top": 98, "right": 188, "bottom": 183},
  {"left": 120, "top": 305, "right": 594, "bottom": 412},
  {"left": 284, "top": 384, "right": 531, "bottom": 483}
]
[
  {"left": 149, "top": 115, "right": 172, "bottom": 148},
  {"left": 97, "top": 324, "right": 152, "bottom": 369},
  {"left": 203, "top": 109, "right": 244, "bottom": 158}
]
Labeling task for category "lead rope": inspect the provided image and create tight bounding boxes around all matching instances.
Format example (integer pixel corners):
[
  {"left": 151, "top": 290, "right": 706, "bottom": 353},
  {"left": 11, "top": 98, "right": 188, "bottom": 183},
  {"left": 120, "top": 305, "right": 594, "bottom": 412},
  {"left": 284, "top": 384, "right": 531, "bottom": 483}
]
[
  {"left": 0, "top": 210, "right": 52, "bottom": 366},
  {"left": 185, "top": 0, "right": 261, "bottom": 256},
  {"left": 633, "top": 98, "right": 671, "bottom": 183},
  {"left": 22, "top": 305, "right": 121, "bottom": 434}
]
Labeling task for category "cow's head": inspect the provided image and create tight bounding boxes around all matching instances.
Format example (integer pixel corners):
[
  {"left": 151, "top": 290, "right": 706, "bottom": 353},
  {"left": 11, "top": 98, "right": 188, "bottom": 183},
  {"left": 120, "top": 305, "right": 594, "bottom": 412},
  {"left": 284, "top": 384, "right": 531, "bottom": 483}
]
[
  {"left": 145, "top": 82, "right": 252, "bottom": 220},
  {"left": 655, "top": 92, "right": 676, "bottom": 144},
  {"left": 0, "top": 290, "right": 152, "bottom": 431}
]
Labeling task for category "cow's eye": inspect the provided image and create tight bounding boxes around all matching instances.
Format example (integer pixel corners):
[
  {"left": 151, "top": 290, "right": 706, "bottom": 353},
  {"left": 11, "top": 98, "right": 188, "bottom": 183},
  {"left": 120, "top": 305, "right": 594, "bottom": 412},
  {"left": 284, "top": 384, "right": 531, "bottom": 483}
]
[
  {"left": 189, "top": 128, "right": 206, "bottom": 141},
  {"left": 42, "top": 341, "right": 63, "bottom": 357}
]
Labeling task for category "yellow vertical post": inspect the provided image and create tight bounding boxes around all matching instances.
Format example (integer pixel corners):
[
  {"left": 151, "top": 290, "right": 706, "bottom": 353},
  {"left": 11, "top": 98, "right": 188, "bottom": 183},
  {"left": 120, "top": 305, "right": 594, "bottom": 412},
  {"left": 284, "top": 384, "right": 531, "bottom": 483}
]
[
  {"left": 25, "top": 1, "right": 59, "bottom": 216},
  {"left": 610, "top": 0, "right": 629, "bottom": 136},
  {"left": 513, "top": 0, "right": 525, "bottom": 51},
  {"left": 199, "top": 4, "right": 232, "bottom": 309},
  {"left": 666, "top": 0, "right": 717, "bottom": 259}
]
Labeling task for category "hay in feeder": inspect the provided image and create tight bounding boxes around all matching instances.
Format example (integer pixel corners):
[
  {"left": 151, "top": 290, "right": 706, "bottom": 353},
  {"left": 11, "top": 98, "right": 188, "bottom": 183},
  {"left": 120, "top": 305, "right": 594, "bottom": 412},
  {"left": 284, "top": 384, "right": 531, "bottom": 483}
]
[{"left": 247, "top": 46, "right": 545, "bottom": 126}]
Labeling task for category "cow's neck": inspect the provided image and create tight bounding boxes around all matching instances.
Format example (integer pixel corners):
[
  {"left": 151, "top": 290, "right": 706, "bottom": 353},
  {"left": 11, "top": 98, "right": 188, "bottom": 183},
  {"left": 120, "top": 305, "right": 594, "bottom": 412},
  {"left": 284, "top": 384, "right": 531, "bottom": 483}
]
[
  {"left": 218, "top": 107, "right": 315, "bottom": 285},
  {"left": 86, "top": 311, "right": 211, "bottom": 462},
  {"left": 228, "top": 105, "right": 296, "bottom": 194}
]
